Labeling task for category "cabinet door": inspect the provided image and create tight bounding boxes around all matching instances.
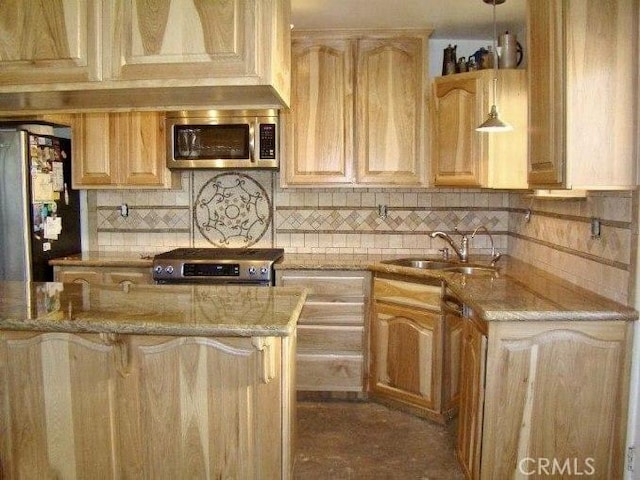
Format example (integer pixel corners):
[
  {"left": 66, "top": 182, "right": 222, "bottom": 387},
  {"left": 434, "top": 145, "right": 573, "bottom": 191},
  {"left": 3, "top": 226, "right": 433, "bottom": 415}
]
[
  {"left": 442, "top": 299, "right": 463, "bottom": 413},
  {"left": 0, "top": 0, "right": 100, "bottom": 86},
  {"left": 527, "top": 0, "right": 565, "bottom": 187},
  {"left": 456, "top": 317, "right": 487, "bottom": 480},
  {"left": 105, "top": 0, "right": 257, "bottom": 81},
  {"left": 432, "top": 76, "right": 482, "bottom": 186},
  {"left": 356, "top": 37, "right": 426, "bottom": 185},
  {"left": 371, "top": 302, "right": 440, "bottom": 410},
  {"left": 113, "top": 112, "right": 168, "bottom": 187},
  {"left": 73, "top": 113, "right": 116, "bottom": 187},
  {"left": 283, "top": 38, "right": 354, "bottom": 185},
  {"left": 481, "top": 321, "right": 631, "bottom": 479},
  {"left": 0, "top": 332, "right": 118, "bottom": 478}
]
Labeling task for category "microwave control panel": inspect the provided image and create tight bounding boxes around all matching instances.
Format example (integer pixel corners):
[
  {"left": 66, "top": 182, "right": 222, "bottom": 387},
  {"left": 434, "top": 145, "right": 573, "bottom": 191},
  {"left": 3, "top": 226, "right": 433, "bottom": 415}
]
[{"left": 259, "top": 124, "right": 276, "bottom": 159}]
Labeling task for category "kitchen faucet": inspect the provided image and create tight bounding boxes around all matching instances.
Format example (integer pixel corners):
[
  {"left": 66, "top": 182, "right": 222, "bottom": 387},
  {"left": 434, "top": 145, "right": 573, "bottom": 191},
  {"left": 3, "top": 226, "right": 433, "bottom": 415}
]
[
  {"left": 430, "top": 230, "right": 469, "bottom": 263},
  {"left": 471, "top": 225, "right": 502, "bottom": 266}
]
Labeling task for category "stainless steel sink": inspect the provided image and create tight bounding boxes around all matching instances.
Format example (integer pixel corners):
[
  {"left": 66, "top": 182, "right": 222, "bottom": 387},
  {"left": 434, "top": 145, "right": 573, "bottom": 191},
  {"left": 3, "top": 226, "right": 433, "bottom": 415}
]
[
  {"left": 381, "top": 258, "right": 459, "bottom": 269},
  {"left": 441, "top": 265, "right": 499, "bottom": 276}
]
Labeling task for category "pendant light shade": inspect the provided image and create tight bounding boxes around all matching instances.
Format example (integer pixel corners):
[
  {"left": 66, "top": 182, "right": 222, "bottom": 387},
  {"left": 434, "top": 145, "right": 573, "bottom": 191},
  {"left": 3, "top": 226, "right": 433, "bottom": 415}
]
[{"left": 476, "top": 0, "right": 512, "bottom": 133}]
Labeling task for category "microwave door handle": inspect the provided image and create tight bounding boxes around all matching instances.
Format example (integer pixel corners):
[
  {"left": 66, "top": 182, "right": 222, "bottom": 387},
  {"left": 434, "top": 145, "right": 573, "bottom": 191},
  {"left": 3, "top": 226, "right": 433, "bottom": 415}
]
[{"left": 249, "top": 123, "right": 256, "bottom": 163}]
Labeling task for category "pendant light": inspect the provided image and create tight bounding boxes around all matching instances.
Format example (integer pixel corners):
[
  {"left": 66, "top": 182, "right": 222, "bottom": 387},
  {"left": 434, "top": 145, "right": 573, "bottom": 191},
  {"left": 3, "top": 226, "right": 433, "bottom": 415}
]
[{"left": 476, "top": 0, "right": 513, "bottom": 132}]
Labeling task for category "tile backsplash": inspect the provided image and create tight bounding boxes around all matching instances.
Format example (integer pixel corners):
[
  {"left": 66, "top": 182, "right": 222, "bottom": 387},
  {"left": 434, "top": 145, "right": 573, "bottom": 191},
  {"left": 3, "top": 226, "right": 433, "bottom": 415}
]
[{"left": 87, "top": 171, "right": 637, "bottom": 304}]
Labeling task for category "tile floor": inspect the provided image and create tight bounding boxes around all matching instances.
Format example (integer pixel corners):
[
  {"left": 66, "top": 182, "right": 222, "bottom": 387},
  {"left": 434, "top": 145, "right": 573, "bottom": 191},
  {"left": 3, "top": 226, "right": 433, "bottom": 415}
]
[{"left": 294, "top": 401, "right": 465, "bottom": 479}]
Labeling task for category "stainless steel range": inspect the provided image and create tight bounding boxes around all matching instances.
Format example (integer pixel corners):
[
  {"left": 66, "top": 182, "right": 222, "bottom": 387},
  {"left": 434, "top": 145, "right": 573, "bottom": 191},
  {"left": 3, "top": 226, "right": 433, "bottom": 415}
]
[{"left": 152, "top": 248, "right": 284, "bottom": 285}]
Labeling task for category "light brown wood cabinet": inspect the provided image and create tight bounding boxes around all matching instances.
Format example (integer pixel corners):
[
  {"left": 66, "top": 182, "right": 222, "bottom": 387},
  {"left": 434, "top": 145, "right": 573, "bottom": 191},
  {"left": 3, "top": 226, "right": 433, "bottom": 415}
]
[
  {"left": 282, "top": 30, "right": 430, "bottom": 187},
  {"left": 0, "top": 0, "right": 290, "bottom": 112},
  {"left": 276, "top": 270, "right": 369, "bottom": 393},
  {"left": 527, "top": 0, "right": 637, "bottom": 190},
  {"left": 432, "top": 70, "right": 527, "bottom": 189},
  {"left": 0, "top": 331, "right": 294, "bottom": 479},
  {"left": 370, "top": 275, "right": 459, "bottom": 422},
  {"left": 0, "top": 0, "right": 101, "bottom": 86},
  {"left": 54, "top": 265, "right": 153, "bottom": 286},
  {"left": 457, "top": 314, "right": 633, "bottom": 479},
  {"left": 72, "top": 112, "right": 178, "bottom": 189}
]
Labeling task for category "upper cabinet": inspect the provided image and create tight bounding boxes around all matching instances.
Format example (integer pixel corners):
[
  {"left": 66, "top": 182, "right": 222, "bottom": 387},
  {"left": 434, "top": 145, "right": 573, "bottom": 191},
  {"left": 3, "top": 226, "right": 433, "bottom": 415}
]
[
  {"left": 432, "top": 70, "right": 527, "bottom": 189},
  {"left": 527, "top": 0, "right": 637, "bottom": 190},
  {"left": 0, "top": 0, "right": 101, "bottom": 85},
  {"left": 73, "top": 111, "right": 178, "bottom": 189},
  {"left": 282, "top": 29, "right": 430, "bottom": 188},
  {"left": 0, "top": 0, "right": 290, "bottom": 113}
]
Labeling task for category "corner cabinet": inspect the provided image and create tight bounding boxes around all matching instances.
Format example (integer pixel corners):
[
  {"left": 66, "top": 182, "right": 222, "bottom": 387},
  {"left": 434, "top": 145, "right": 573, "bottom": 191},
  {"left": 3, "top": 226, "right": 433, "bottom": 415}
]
[
  {"left": 432, "top": 70, "right": 527, "bottom": 189},
  {"left": 72, "top": 112, "right": 178, "bottom": 189},
  {"left": 527, "top": 0, "right": 637, "bottom": 190},
  {"left": 282, "top": 29, "right": 430, "bottom": 187},
  {"left": 457, "top": 314, "right": 633, "bottom": 479},
  {"left": 370, "top": 275, "right": 460, "bottom": 423}
]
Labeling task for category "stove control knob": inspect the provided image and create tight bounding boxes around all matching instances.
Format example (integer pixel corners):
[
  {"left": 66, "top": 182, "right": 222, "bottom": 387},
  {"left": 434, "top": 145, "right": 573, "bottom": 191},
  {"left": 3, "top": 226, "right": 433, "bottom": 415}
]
[
  {"left": 260, "top": 267, "right": 268, "bottom": 275},
  {"left": 154, "top": 265, "right": 163, "bottom": 274},
  {"left": 248, "top": 266, "right": 257, "bottom": 275},
  {"left": 166, "top": 265, "right": 174, "bottom": 274}
]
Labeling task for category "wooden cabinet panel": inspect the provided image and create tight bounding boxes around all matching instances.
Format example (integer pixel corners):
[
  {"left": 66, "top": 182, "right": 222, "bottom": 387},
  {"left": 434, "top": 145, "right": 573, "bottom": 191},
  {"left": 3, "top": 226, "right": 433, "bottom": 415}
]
[
  {"left": 356, "top": 37, "right": 425, "bottom": 185},
  {"left": 0, "top": 0, "right": 101, "bottom": 85},
  {"left": 0, "top": 332, "right": 290, "bottom": 478},
  {"left": 373, "top": 277, "right": 441, "bottom": 311},
  {"left": 527, "top": 0, "right": 637, "bottom": 190},
  {"left": 283, "top": 29, "right": 430, "bottom": 188},
  {"left": 276, "top": 269, "right": 369, "bottom": 393},
  {"left": 481, "top": 321, "right": 631, "bottom": 479},
  {"left": 54, "top": 266, "right": 153, "bottom": 285},
  {"left": 432, "top": 70, "right": 527, "bottom": 188},
  {"left": 105, "top": 0, "right": 256, "bottom": 81},
  {"left": 73, "top": 111, "right": 176, "bottom": 189},
  {"left": 372, "top": 302, "right": 440, "bottom": 410},
  {"left": 456, "top": 316, "right": 487, "bottom": 480},
  {"left": 284, "top": 38, "right": 354, "bottom": 185}
]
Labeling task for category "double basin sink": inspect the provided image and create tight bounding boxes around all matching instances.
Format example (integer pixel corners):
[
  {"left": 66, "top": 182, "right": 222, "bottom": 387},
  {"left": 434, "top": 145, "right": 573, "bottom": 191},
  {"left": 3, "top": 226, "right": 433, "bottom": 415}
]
[{"left": 381, "top": 258, "right": 499, "bottom": 276}]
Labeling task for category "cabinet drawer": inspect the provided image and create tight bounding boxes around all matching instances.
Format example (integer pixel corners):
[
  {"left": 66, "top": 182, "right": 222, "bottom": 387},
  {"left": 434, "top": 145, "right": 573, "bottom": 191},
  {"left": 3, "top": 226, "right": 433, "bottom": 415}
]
[
  {"left": 297, "top": 354, "right": 364, "bottom": 391},
  {"left": 104, "top": 270, "right": 153, "bottom": 285},
  {"left": 279, "top": 275, "right": 366, "bottom": 297},
  {"left": 374, "top": 277, "right": 442, "bottom": 311},
  {"left": 298, "top": 301, "right": 365, "bottom": 326},
  {"left": 297, "top": 325, "right": 364, "bottom": 354}
]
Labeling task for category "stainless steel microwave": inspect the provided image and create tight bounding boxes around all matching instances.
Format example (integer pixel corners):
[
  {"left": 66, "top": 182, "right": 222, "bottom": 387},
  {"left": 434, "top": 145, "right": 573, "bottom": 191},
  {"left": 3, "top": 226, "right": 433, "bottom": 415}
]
[{"left": 166, "top": 110, "right": 279, "bottom": 169}]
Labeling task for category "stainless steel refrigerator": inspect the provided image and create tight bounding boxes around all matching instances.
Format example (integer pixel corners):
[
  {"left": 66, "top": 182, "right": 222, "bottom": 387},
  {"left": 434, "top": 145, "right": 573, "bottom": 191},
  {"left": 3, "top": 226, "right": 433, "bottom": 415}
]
[{"left": 0, "top": 128, "right": 81, "bottom": 282}]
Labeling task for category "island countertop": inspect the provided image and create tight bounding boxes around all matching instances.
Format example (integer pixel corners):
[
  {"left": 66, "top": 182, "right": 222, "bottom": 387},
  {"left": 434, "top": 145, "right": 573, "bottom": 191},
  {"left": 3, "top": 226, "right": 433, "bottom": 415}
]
[{"left": 0, "top": 282, "right": 307, "bottom": 337}]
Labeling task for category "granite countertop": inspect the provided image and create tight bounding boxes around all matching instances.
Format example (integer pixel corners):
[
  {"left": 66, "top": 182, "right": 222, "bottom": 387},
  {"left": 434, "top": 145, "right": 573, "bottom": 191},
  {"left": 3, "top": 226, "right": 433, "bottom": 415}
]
[
  {"left": 0, "top": 282, "right": 307, "bottom": 337},
  {"left": 49, "top": 251, "right": 638, "bottom": 323}
]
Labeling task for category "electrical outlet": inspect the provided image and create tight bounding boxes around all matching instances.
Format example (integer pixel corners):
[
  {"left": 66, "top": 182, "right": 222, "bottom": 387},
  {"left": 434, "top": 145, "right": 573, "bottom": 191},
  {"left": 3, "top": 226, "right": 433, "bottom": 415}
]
[
  {"left": 524, "top": 209, "right": 532, "bottom": 222},
  {"left": 119, "top": 204, "right": 129, "bottom": 218},
  {"left": 590, "top": 217, "right": 601, "bottom": 239}
]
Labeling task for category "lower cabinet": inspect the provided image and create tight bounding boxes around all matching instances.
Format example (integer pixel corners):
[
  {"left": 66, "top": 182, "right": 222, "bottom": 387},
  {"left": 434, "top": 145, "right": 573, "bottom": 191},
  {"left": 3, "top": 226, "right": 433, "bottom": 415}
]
[
  {"left": 276, "top": 269, "right": 369, "bottom": 393},
  {"left": 54, "top": 265, "right": 153, "bottom": 286},
  {"left": 370, "top": 274, "right": 459, "bottom": 422},
  {"left": 0, "top": 331, "right": 293, "bottom": 479},
  {"left": 457, "top": 313, "right": 633, "bottom": 479}
]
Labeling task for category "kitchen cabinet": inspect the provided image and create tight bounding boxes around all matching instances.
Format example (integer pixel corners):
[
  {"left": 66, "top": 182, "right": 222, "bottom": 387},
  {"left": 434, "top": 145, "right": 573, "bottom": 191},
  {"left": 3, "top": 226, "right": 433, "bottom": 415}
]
[
  {"left": 72, "top": 112, "right": 178, "bottom": 189},
  {"left": 54, "top": 265, "right": 153, "bottom": 286},
  {"left": 0, "top": 0, "right": 290, "bottom": 112},
  {"left": 0, "top": 0, "right": 101, "bottom": 86},
  {"left": 282, "top": 29, "right": 430, "bottom": 187},
  {"left": 276, "top": 270, "right": 369, "bottom": 394},
  {"left": 0, "top": 330, "right": 292, "bottom": 478},
  {"left": 370, "top": 274, "right": 459, "bottom": 422},
  {"left": 527, "top": 0, "right": 637, "bottom": 190},
  {"left": 432, "top": 70, "right": 527, "bottom": 188},
  {"left": 457, "top": 312, "right": 632, "bottom": 479}
]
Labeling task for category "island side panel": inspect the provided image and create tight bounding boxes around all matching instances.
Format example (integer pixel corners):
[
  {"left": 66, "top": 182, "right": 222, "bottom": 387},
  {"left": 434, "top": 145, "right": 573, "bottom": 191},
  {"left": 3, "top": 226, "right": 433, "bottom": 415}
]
[{"left": 0, "top": 331, "right": 291, "bottom": 479}]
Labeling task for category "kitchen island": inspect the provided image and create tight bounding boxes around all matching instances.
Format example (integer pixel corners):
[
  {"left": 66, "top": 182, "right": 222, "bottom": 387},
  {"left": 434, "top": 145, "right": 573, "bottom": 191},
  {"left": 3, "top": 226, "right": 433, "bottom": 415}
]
[{"left": 0, "top": 281, "right": 306, "bottom": 479}]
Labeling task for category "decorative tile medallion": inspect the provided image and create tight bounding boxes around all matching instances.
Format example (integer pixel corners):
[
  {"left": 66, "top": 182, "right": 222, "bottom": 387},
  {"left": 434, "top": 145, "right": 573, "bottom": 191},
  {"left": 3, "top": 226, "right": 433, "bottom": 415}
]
[{"left": 194, "top": 172, "right": 272, "bottom": 247}]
